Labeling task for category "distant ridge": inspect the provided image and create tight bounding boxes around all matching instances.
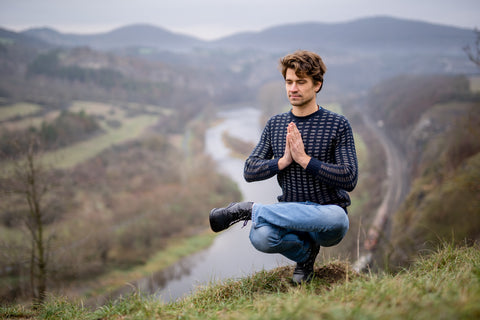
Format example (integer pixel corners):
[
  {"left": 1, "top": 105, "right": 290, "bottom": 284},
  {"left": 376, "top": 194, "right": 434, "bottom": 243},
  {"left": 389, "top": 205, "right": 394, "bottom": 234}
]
[
  {"left": 22, "top": 24, "right": 204, "bottom": 51},
  {"left": 0, "top": 27, "right": 51, "bottom": 49},
  {"left": 15, "top": 16, "right": 476, "bottom": 54},
  {"left": 211, "top": 16, "right": 473, "bottom": 53}
]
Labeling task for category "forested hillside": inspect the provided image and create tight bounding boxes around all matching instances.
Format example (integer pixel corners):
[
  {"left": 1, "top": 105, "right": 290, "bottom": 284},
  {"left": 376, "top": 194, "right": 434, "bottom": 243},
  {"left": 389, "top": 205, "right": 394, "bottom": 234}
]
[{"left": 365, "top": 74, "right": 480, "bottom": 269}]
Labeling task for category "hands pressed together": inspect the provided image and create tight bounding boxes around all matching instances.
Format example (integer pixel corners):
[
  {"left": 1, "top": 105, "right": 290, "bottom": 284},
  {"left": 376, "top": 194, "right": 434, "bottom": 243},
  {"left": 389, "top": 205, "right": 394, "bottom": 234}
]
[{"left": 278, "top": 122, "right": 311, "bottom": 170}]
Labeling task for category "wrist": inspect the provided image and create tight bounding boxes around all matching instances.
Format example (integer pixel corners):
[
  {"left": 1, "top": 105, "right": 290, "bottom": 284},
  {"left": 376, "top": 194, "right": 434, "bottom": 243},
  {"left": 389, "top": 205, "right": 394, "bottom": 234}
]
[
  {"left": 298, "top": 155, "right": 311, "bottom": 169},
  {"left": 278, "top": 156, "right": 291, "bottom": 170}
]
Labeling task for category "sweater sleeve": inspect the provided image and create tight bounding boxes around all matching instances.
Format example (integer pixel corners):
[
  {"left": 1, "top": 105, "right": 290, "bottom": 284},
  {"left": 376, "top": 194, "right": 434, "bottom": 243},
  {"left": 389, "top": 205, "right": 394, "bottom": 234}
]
[
  {"left": 243, "top": 120, "right": 280, "bottom": 182},
  {"left": 305, "top": 118, "right": 358, "bottom": 191}
]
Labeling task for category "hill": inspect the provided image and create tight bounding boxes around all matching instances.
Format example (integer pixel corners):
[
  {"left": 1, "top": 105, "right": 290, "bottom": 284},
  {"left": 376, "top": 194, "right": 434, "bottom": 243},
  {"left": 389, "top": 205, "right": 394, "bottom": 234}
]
[
  {"left": 3, "top": 16, "right": 476, "bottom": 96},
  {"left": 19, "top": 16, "right": 474, "bottom": 56},
  {"left": 213, "top": 16, "right": 473, "bottom": 54},
  {"left": 22, "top": 24, "right": 203, "bottom": 52},
  {"left": 1, "top": 244, "right": 478, "bottom": 319},
  {"left": 0, "top": 28, "right": 50, "bottom": 49},
  {"left": 365, "top": 74, "right": 480, "bottom": 269}
]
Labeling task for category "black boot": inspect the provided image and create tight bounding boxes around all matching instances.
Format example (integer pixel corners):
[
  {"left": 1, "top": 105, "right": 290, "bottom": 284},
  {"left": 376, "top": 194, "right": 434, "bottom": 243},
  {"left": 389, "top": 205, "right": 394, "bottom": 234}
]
[
  {"left": 292, "top": 243, "right": 320, "bottom": 285},
  {"left": 209, "top": 202, "right": 253, "bottom": 232}
]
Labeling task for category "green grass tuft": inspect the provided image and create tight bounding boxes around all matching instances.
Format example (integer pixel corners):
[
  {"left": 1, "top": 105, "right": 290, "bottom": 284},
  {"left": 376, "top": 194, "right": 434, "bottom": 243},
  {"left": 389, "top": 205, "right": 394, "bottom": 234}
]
[{"left": 1, "top": 240, "right": 478, "bottom": 320}]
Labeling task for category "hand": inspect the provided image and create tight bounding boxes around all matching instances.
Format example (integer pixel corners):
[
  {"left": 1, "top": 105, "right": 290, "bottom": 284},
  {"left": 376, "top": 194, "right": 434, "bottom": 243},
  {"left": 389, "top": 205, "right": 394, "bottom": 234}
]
[
  {"left": 278, "top": 125, "right": 293, "bottom": 170},
  {"left": 287, "top": 122, "right": 311, "bottom": 169}
]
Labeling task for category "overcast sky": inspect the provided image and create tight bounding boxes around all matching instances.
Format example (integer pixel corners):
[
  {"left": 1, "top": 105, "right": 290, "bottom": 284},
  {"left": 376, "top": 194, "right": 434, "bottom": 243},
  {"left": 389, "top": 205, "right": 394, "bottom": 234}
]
[{"left": 1, "top": 0, "right": 479, "bottom": 40}]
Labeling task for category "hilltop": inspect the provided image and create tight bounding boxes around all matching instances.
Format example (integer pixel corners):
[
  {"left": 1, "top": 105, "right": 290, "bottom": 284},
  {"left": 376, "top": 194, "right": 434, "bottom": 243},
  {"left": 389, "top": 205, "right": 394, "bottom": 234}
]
[
  {"left": 1, "top": 244, "right": 478, "bottom": 319},
  {"left": 1, "top": 13, "right": 479, "bottom": 307},
  {"left": 22, "top": 24, "right": 203, "bottom": 52}
]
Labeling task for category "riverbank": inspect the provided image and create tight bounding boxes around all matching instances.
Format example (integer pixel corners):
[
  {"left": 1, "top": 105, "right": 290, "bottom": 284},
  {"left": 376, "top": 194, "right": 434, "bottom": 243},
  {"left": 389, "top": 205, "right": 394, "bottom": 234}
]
[
  {"left": 67, "top": 107, "right": 289, "bottom": 305},
  {"left": 62, "top": 230, "right": 217, "bottom": 306}
]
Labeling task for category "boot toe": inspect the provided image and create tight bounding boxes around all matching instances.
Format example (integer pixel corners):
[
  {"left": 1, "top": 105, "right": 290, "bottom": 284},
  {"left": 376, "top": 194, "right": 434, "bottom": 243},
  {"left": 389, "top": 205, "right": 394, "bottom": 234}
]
[{"left": 209, "top": 208, "right": 227, "bottom": 232}]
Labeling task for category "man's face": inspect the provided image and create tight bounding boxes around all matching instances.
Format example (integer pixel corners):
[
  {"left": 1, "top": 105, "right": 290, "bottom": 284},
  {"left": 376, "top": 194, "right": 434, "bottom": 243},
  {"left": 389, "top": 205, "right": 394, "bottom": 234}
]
[{"left": 285, "top": 68, "right": 321, "bottom": 108}]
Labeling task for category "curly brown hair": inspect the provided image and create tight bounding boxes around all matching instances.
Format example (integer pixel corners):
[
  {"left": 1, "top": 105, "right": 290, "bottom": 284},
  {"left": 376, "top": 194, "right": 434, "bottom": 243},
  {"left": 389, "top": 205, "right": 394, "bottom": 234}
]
[{"left": 279, "top": 50, "right": 327, "bottom": 92}]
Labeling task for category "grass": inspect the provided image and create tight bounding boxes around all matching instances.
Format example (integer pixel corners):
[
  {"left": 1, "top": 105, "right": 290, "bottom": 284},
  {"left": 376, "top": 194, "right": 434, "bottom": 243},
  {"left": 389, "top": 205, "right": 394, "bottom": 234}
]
[
  {"left": 1, "top": 115, "right": 156, "bottom": 176},
  {"left": 69, "top": 100, "right": 169, "bottom": 121},
  {"left": 469, "top": 75, "right": 480, "bottom": 93},
  {"left": 39, "top": 100, "right": 166, "bottom": 169},
  {"left": 2, "top": 244, "right": 478, "bottom": 319},
  {"left": 1, "top": 110, "right": 61, "bottom": 131},
  {"left": 1, "top": 114, "right": 156, "bottom": 173},
  {"left": 40, "top": 115, "right": 157, "bottom": 169},
  {"left": 1, "top": 101, "right": 160, "bottom": 173},
  {"left": 0, "top": 102, "right": 42, "bottom": 121},
  {"left": 69, "top": 101, "right": 127, "bottom": 123}
]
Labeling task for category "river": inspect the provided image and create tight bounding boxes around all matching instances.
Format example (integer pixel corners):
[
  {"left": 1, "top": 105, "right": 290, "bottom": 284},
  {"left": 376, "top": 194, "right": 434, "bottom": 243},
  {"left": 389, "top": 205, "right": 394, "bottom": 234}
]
[{"left": 131, "top": 107, "right": 291, "bottom": 303}]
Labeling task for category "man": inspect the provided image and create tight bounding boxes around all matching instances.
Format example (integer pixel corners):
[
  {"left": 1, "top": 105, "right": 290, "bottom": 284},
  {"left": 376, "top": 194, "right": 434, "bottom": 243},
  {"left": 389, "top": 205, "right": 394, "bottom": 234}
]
[{"left": 210, "top": 50, "right": 358, "bottom": 284}]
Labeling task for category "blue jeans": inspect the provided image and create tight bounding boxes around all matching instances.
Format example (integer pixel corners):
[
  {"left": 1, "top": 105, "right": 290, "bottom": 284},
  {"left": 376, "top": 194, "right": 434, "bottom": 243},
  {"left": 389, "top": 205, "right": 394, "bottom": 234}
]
[{"left": 249, "top": 202, "right": 349, "bottom": 263}]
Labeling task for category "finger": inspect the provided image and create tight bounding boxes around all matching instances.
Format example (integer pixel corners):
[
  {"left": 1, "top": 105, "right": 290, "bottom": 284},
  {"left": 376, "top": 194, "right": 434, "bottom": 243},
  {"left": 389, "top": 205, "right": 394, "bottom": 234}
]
[
  {"left": 292, "top": 124, "right": 300, "bottom": 134},
  {"left": 288, "top": 134, "right": 296, "bottom": 148},
  {"left": 287, "top": 135, "right": 296, "bottom": 152},
  {"left": 292, "top": 126, "right": 301, "bottom": 140}
]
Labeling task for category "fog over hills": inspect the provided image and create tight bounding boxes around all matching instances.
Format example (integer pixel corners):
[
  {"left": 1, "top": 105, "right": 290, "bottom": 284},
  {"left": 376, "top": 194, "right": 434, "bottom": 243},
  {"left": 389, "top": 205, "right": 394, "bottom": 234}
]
[
  {"left": 22, "top": 24, "right": 203, "bottom": 51},
  {"left": 18, "top": 16, "right": 474, "bottom": 55},
  {"left": 213, "top": 17, "right": 473, "bottom": 54},
  {"left": 1, "top": 16, "right": 477, "bottom": 99}
]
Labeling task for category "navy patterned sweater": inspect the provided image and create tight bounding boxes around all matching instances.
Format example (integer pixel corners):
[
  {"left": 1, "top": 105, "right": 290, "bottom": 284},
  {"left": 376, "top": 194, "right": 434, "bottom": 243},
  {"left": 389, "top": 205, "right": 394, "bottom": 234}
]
[{"left": 244, "top": 107, "right": 358, "bottom": 209}]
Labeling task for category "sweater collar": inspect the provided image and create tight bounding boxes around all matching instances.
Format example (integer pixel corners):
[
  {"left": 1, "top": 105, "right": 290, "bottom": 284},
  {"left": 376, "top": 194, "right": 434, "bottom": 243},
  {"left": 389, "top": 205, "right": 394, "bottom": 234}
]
[{"left": 290, "top": 106, "right": 323, "bottom": 120}]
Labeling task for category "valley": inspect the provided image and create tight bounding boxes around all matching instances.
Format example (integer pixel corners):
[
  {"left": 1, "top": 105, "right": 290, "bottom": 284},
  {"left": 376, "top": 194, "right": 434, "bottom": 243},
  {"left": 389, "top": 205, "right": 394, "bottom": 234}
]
[{"left": 0, "top": 16, "right": 478, "bottom": 306}]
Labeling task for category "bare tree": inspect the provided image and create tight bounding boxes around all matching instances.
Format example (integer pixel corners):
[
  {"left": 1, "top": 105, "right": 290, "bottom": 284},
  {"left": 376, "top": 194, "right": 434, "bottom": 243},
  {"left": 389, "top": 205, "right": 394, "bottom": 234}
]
[
  {"left": 464, "top": 28, "right": 480, "bottom": 68},
  {"left": 0, "top": 138, "right": 59, "bottom": 304}
]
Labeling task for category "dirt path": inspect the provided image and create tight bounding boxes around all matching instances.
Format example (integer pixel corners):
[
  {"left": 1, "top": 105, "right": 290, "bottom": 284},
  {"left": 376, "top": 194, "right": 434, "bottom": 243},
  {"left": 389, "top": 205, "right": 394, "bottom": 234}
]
[{"left": 353, "top": 103, "right": 410, "bottom": 272}]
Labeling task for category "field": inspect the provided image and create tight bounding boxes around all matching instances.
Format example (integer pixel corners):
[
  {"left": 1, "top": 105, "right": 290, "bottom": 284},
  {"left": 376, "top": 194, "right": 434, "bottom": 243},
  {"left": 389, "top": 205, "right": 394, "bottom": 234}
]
[
  {"left": 1, "top": 101, "right": 161, "bottom": 169},
  {"left": 469, "top": 75, "right": 480, "bottom": 93},
  {"left": 40, "top": 114, "right": 157, "bottom": 169},
  {"left": 0, "top": 102, "right": 41, "bottom": 121}
]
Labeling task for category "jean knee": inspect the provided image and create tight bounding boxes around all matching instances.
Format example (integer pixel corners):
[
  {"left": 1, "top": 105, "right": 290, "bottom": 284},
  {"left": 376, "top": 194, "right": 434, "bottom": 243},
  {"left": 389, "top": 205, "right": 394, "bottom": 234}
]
[
  {"left": 249, "top": 226, "right": 280, "bottom": 253},
  {"left": 319, "top": 218, "right": 349, "bottom": 247}
]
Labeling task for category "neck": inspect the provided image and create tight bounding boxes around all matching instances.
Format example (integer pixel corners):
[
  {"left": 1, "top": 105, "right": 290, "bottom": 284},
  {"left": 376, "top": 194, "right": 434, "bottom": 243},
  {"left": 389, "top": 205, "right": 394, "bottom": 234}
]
[{"left": 291, "top": 103, "right": 319, "bottom": 117}]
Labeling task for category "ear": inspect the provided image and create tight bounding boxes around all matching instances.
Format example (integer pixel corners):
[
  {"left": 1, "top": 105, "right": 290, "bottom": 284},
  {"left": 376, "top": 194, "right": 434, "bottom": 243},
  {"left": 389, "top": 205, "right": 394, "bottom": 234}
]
[{"left": 315, "top": 81, "right": 323, "bottom": 93}]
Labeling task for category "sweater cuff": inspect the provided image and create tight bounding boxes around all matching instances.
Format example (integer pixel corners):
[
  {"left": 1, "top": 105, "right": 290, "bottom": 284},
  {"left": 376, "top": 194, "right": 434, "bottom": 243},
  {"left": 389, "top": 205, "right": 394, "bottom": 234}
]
[
  {"left": 272, "top": 158, "right": 282, "bottom": 173},
  {"left": 305, "top": 157, "right": 321, "bottom": 175}
]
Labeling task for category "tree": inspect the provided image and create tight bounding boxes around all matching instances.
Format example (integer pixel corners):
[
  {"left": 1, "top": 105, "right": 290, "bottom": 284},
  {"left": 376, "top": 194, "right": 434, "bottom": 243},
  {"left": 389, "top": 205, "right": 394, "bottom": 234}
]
[
  {"left": 464, "top": 28, "right": 480, "bottom": 68},
  {"left": 0, "top": 138, "right": 59, "bottom": 304}
]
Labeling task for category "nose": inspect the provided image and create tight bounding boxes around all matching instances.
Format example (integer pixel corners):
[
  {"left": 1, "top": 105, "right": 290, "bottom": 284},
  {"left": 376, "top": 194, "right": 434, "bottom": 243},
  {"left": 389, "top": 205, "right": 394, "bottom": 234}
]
[{"left": 290, "top": 82, "right": 298, "bottom": 91}]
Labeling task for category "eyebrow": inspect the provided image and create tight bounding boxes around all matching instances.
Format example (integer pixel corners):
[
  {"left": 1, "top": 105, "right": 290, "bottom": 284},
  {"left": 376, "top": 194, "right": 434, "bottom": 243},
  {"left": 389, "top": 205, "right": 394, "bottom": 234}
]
[{"left": 285, "top": 78, "right": 307, "bottom": 82}]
